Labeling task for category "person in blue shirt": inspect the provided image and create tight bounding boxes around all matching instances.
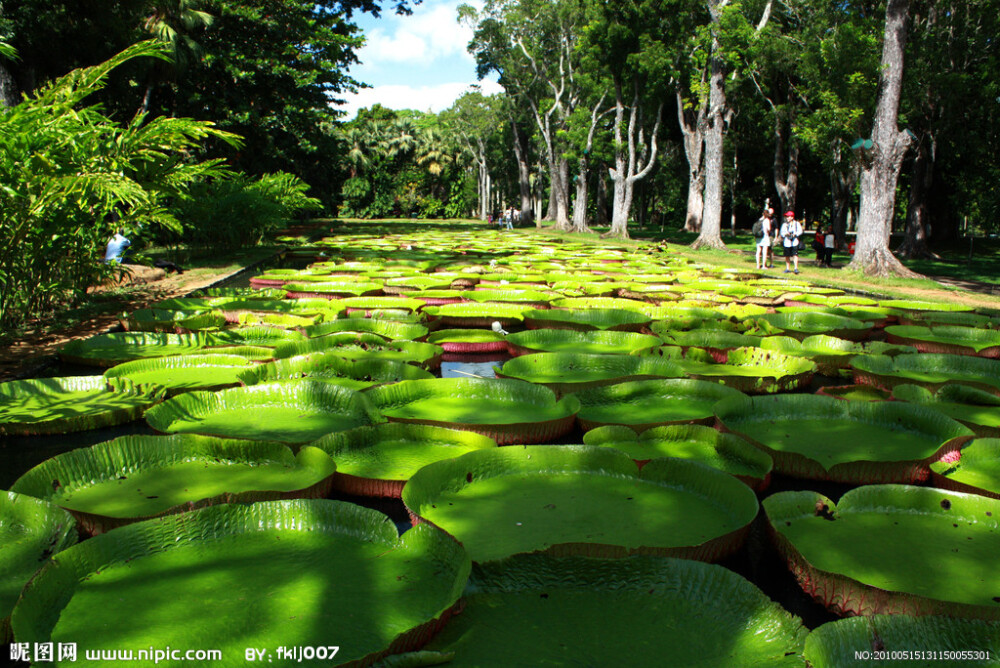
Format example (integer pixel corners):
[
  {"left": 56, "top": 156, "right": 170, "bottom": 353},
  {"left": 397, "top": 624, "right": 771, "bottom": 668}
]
[{"left": 104, "top": 232, "right": 131, "bottom": 263}]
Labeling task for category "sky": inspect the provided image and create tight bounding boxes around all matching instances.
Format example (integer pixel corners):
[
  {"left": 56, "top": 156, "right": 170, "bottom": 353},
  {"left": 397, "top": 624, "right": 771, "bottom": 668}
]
[{"left": 337, "top": 0, "right": 503, "bottom": 119}]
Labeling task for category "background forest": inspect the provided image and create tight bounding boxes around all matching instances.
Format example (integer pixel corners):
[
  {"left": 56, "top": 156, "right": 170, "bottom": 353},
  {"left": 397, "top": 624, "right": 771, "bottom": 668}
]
[{"left": 1, "top": 0, "right": 998, "bottom": 326}]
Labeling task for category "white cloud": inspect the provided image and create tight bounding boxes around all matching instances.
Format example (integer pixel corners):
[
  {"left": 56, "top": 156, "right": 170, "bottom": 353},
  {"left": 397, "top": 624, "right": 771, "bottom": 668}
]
[
  {"left": 358, "top": 0, "right": 480, "bottom": 69},
  {"left": 337, "top": 79, "right": 504, "bottom": 119}
]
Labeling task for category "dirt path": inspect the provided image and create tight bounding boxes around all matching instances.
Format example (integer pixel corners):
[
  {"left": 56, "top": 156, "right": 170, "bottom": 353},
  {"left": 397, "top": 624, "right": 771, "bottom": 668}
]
[{"left": 0, "top": 263, "right": 257, "bottom": 382}]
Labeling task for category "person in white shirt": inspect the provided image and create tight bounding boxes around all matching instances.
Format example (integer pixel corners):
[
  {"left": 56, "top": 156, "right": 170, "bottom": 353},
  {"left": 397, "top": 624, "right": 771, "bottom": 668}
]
[
  {"left": 779, "top": 211, "right": 803, "bottom": 274},
  {"left": 754, "top": 208, "right": 774, "bottom": 270},
  {"left": 822, "top": 226, "right": 836, "bottom": 267},
  {"left": 104, "top": 232, "right": 131, "bottom": 263}
]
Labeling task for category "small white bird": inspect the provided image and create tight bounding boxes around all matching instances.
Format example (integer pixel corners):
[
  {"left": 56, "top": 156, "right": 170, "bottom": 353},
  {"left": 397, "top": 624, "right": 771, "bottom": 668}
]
[{"left": 491, "top": 321, "right": 509, "bottom": 336}]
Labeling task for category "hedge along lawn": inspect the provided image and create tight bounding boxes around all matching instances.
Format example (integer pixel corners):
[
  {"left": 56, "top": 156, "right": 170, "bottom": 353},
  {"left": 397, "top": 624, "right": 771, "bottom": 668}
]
[{"left": 8, "top": 218, "right": 1000, "bottom": 663}]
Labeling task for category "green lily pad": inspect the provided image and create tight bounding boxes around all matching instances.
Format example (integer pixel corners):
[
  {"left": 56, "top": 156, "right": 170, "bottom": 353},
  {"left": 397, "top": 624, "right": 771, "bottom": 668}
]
[
  {"left": 880, "top": 299, "right": 974, "bottom": 314},
  {"left": 679, "top": 347, "right": 817, "bottom": 394},
  {"left": 815, "top": 384, "right": 892, "bottom": 402},
  {"left": 403, "top": 446, "right": 758, "bottom": 563},
  {"left": 0, "top": 376, "right": 165, "bottom": 436},
  {"left": 764, "top": 486, "right": 1000, "bottom": 619},
  {"left": 367, "top": 378, "right": 579, "bottom": 445},
  {"left": 804, "top": 614, "right": 1000, "bottom": 668},
  {"left": 851, "top": 353, "right": 1000, "bottom": 395},
  {"left": 892, "top": 384, "right": 1000, "bottom": 437},
  {"left": 283, "top": 280, "right": 383, "bottom": 298},
  {"left": 240, "top": 353, "right": 433, "bottom": 388},
  {"left": 930, "top": 438, "right": 1000, "bottom": 499},
  {"left": 124, "top": 309, "right": 227, "bottom": 333},
  {"left": 759, "top": 335, "right": 859, "bottom": 375},
  {"left": 898, "top": 310, "right": 995, "bottom": 328},
  {"left": 424, "top": 555, "right": 807, "bottom": 666},
  {"left": 0, "top": 491, "right": 76, "bottom": 641},
  {"left": 103, "top": 354, "right": 256, "bottom": 396},
  {"left": 506, "top": 329, "right": 662, "bottom": 356},
  {"left": 886, "top": 325, "right": 1000, "bottom": 357},
  {"left": 656, "top": 330, "right": 762, "bottom": 361},
  {"left": 522, "top": 308, "right": 651, "bottom": 332},
  {"left": 715, "top": 394, "right": 974, "bottom": 483},
  {"left": 208, "top": 325, "right": 306, "bottom": 347},
  {"left": 59, "top": 332, "right": 215, "bottom": 367},
  {"left": 425, "top": 329, "right": 507, "bottom": 353},
  {"left": 752, "top": 312, "right": 872, "bottom": 341},
  {"left": 583, "top": 424, "right": 772, "bottom": 489},
  {"left": 236, "top": 311, "right": 322, "bottom": 328},
  {"left": 146, "top": 381, "right": 383, "bottom": 444},
  {"left": 11, "top": 435, "right": 336, "bottom": 533},
  {"left": 496, "top": 352, "right": 685, "bottom": 394},
  {"left": 11, "top": 501, "right": 470, "bottom": 665},
  {"left": 550, "top": 297, "right": 650, "bottom": 312},
  {"left": 460, "top": 289, "right": 555, "bottom": 305},
  {"left": 340, "top": 296, "right": 426, "bottom": 314},
  {"left": 303, "top": 319, "right": 429, "bottom": 341},
  {"left": 313, "top": 423, "right": 496, "bottom": 498},
  {"left": 274, "top": 333, "right": 443, "bottom": 369},
  {"left": 572, "top": 378, "right": 744, "bottom": 431},
  {"left": 422, "top": 303, "right": 531, "bottom": 327}
]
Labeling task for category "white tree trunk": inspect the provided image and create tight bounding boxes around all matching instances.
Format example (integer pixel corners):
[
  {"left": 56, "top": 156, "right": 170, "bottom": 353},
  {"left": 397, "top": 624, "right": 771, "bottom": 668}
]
[
  {"left": 692, "top": 41, "right": 727, "bottom": 250},
  {"left": 608, "top": 83, "right": 662, "bottom": 239},
  {"left": 848, "top": 0, "right": 917, "bottom": 277},
  {"left": 677, "top": 91, "right": 706, "bottom": 232}
]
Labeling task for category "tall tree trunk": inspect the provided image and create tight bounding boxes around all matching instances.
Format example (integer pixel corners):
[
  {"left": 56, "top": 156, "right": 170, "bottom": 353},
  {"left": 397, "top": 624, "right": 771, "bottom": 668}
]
[
  {"left": 692, "top": 35, "right": 728, "bottom": 250},
  {"left": 773, "top": 112, "right": 799, "bottom": 213},
  {"left": 511, "top": 120, "right": 534, "bottom": 227},
  {"left": 849, "top": 0, "right": 918, "bottom": 277},
  {"left": 897, "top": 133, "right": 934, "bottom": 258},
  {"left": 607, "top": 81, "right": 662, "bottom": 239},
  {"left": 595, "top": 165, "right": 609, "bottom": 226},
  {"left": 571, "top": 158, "right": 590, "bottom": 233},
  {"left": 0, "top": 60, "right": 19, "bottom": 108},
  {"left": 677, "top": 90, "right": 706, "bottom": 232}
]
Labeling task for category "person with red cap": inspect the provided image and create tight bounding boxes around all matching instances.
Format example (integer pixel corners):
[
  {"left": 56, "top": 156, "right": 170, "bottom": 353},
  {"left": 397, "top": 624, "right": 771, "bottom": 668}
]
[{"left": 779, "top": 210, "right": 803, "bottom": 274}]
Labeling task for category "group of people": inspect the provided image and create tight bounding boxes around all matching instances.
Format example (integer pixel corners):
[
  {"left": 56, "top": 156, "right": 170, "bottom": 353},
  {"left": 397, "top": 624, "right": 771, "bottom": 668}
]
[
  {"left": 753, "top": 208, "right": 836, "bottom": 273},
  {"left": 488, "top": 206, "right": 519, "bottom": 230}
]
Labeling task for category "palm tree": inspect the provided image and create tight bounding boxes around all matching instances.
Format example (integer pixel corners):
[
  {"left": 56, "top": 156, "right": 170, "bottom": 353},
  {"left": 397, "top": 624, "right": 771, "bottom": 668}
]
[{"left": 138, "top": 0, "right": 214, "bottom": 115}]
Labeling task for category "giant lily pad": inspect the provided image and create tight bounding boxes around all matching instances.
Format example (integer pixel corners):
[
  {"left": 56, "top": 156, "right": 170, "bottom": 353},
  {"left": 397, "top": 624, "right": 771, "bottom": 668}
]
[
  {"left": 0, "top": 376, "right": 165, "bottom": 436},
  {"left": 367, "top": 378, "right": 579, "bottom": 445},
  {"left": 759, "top": 335, "right": 859, "bottom": 376},
  {"left": 583, "top": 424, "right": 772, "bottom": 489},
  {"left": 716, "top": 394, "right": 974, "bottom": 483},
  {"left": 11, "top": 435, "right": 337, "bottom": 533},
  {"left": 423, "top": 555, "right": 807, "bottom": 666},
  {"left": 313, "top": 423, "right": 496, "bottom": 498},
  {"left": 506, "top": 329, "right": 662, "bottom": 356},
  {"left": 880, "top": 299, "right": 973, "bottom": 314},
  {"left": 403, "top": 446, "right": 758, "bottom": 562},
  {"left": 679, "top": 347, "right": 817, "bottom": 394},
  {"left": 851, "top": 353, "right": 1000, "bottom": 395},
  {"left": 274, "top": 333, "right": 443, "bottom": 370},
  {"left": 0, "top": 491, "right": 76, "bottom": 641},
  {"left": 422, "top": 303, "right": 531, "bottom": 327},
  {"left": 804, "top": 614, "right": 1000, "bottom": 668},
  {"left": 572, "top": 378, "right": 744, "bottom": 432},
  {"left": 426, "top": 328, "right": 508, "bottom": 353},
  {"left": 656, "top": 330, "right": 762, "bottom": 362},
  {"left": 240, "top": 353, "right": 433, "bottom": 389},
  {"left": 303, "top": 318, "right": 428, "bottom": 341},
  {"left": 208, "top": 325, "right": 306, "bottom": 347},
  {"left": 523, "top": 307, "right": 651, "bottom": 332},
  {"left": 59, "top": 332, "right": 215, "bottom": 367},
  {"left": 146, "top": 381, "right": 383, "bottom": 443},
  {"left": 103, "top": 354, "right": 256, "bottom": 396},
  {"left": 123, "top": 309, "right": 226, "bottom": 333},
  {"left": 496, "top": 352, "right": 685, "bottom": 394},
  {"left": 283, "top": 280, "right": 382, "bottom": 299},
  {"left": 892, "top": 384, "right": 1000, "bottom": 437},
  {"left": 764, "top": 486, "right": 1000, "bottom": 619},
  {"left": 886, "top": 325, "right": 1000, "bottom": 357},
  {"left": 11, "top": 500, "right": 470, "bottom": 665},
  {"left": 930, "top": 438, "right": 1000, "bottom": 499},
  {"left": 752, "top": 312, "right": 872, "bottom": 341}
]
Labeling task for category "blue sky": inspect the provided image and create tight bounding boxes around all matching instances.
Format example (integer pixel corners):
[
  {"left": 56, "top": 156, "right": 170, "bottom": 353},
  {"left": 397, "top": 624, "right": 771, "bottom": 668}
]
[{"left": 338, "top": 0, "right": 502, "bottom": 118}]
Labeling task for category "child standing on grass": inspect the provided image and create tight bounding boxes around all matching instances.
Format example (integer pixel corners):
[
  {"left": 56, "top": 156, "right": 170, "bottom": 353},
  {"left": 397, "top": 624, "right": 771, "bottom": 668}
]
[{"left": 754, "top": 208, "right": 774, "bottom": 270}]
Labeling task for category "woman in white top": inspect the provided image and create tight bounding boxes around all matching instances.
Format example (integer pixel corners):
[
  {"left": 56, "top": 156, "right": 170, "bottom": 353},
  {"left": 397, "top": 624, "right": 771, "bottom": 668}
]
[{"left": 754, "top": 209, "right": 774, "bottom": 270}]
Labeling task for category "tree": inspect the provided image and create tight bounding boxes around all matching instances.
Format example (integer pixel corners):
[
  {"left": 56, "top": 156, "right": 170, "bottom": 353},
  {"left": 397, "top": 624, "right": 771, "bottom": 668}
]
[
  {"left": 441, "top": 91, "right": 504, "bottom": 221},
  {"left": 848, "top": 0, "right": 916, "bottom": 277}
]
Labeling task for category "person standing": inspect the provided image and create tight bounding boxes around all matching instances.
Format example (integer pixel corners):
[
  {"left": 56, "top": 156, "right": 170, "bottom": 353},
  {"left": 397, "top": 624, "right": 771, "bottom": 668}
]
[
  {"left": 753, "top": 208, "right": 774, "bottom": 270},
  {"left": 779, "top": 211, "right": 803, "bottom": 274},
  {"left": 822, "top": 226, "right": 836, "bottom": 267}
]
